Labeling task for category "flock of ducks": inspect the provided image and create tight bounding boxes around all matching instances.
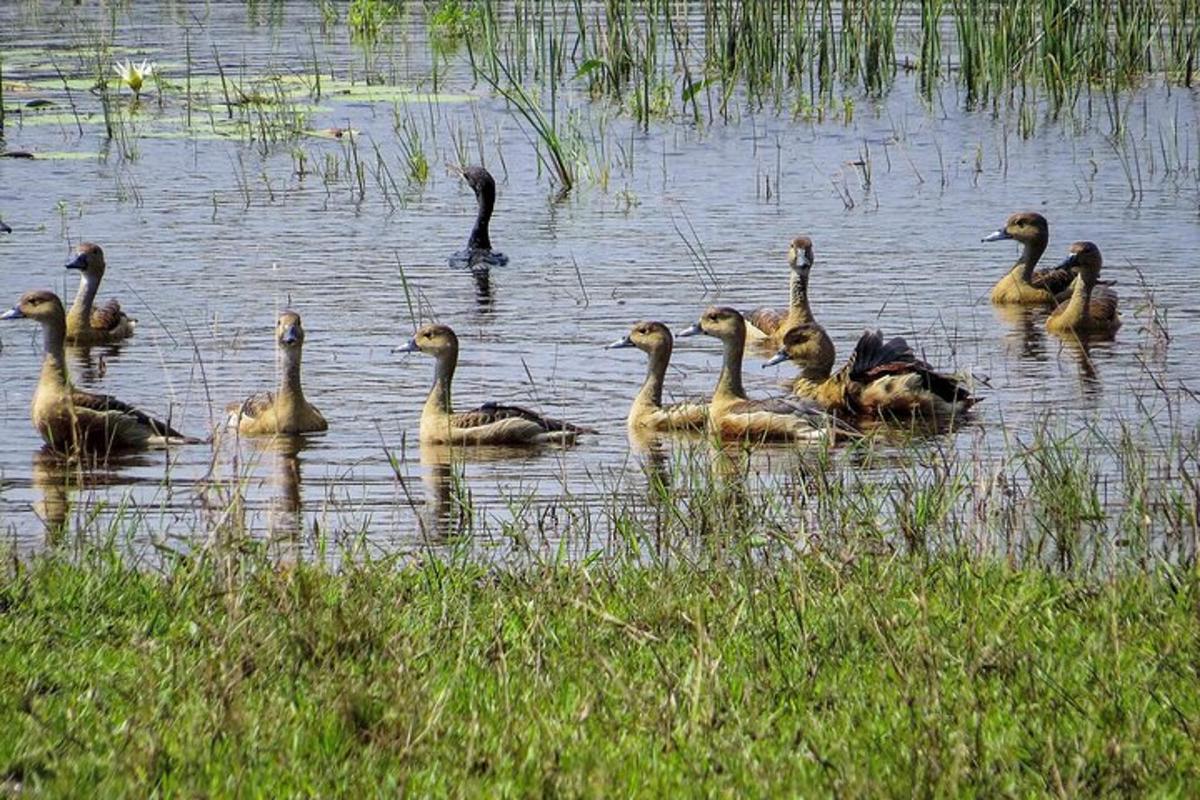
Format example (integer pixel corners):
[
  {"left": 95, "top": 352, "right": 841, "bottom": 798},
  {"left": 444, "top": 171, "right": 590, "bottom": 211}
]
[{"left": 0, "top": 169, "right": 1121, "bottom": 459}]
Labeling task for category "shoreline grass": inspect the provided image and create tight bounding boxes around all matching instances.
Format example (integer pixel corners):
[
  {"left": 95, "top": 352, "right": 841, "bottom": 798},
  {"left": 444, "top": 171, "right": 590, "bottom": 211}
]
[{"left": 1, "top": 542, "right": 1198, "bottom": 795}]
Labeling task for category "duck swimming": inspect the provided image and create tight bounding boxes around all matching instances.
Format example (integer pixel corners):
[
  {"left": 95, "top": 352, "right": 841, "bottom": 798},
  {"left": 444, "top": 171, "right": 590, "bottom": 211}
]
[
  {"left": 1045, "top": 241, "right": 1121, "bottom": 338},
  {"left": 228, "top": 312, "right": 328, "bottom": 436},
  {"left": 64, "top": 242, "right": 136, "bottom": 345},
  {"left": 448, "top": 165, "right": 508, "bottom": 269},
  {"left": 606, "top": 321, "right": 707, "bottom": 432},
  {"left": 766, "top": 326, "right": 976, "bottom": 420},
  {"left": 397, "top": 323, "right": 593, "bottom": 446},
  {"left": 982, "top": 212, "right": 1074, "bottom": 304},
  {"left": 678, "top": 306, "right": 832, "bottom": 442},
  {"left": 745, "top": 236, "right": 834, "bottom": 355},
  {"left": 1, "top": 290, "right": 197, "bottom": 454}
]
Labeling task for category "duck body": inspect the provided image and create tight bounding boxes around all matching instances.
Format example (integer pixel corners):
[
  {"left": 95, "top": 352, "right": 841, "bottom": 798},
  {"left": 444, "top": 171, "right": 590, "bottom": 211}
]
[
  {"left": 448, "top": 166, "right": 508, "bottom": 269},
  {"left": 771, "top": 327, "right": 976, "bottom": 420},
  {"left": 2, "top": 291, "right": 195, "bottom": 454},
  {"left": 607, "top": 321, "right": 707, "bottom": 432},
  {"left": 1045, "top": 242, "right": 1121, "bottom": 338},
  {"left": 983, "top": 212, "right": 1074, "bottom": 305},
  {"left": 64, "top": 243, "right": 136, "bottom": 345},
  {"left": 679, "top": 307, "right": 830, "bottom": 443},
  {"left": 400, "top": 324, "right": 593, "bottom": 447},
  {"left": 228, "top": 313, "right": 327, "bottom": 436}
]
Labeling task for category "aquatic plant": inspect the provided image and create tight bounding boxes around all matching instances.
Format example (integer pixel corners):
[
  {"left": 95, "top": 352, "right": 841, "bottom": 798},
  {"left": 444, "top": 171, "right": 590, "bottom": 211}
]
[{"left": 112, "top": 58, "right": 154, "bottom": 99}]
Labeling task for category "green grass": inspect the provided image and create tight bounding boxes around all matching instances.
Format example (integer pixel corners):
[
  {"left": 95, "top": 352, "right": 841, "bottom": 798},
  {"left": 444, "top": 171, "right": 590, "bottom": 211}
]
[{"left": 1, "top": 543, "right": 1198, "bottom": 795}]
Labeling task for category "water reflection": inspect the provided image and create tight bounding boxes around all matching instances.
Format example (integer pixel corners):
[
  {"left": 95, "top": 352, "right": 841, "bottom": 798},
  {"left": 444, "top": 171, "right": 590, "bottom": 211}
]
[
  {"left": 991, "top": 304, "right": 1048, "bottom": 362},
  {"left": 472, "top": 268, "right": 494, "bottom": 313},
  {"left": 31, "top": 448, "right": 153, "bottom": 545},
  {"left": 65, "top": 343, "right": 126, "bottom": 387},
  {"left": 255, "top": 435, "right": 309, "bottom": 556}
]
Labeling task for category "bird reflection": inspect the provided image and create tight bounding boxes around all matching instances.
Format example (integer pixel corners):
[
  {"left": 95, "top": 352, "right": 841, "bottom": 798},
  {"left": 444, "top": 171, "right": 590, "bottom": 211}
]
[
  {"left": 472, "top": 268, "right": 495, "bottom": 313},
  {"left": 65, "top": 343, "right": 125, "bottom": 386},
  {"left": 991, "top": 304, "right": 1047, "bottom": 362},
  {"left": 31, "top": 450, "right": 73, "bottom": 544},
  {"left": 1052, "top": 335, "right": 1105, "bottom": 401},
  {"left": 252, "top": 435, "right": 310, "bottom": 559}
]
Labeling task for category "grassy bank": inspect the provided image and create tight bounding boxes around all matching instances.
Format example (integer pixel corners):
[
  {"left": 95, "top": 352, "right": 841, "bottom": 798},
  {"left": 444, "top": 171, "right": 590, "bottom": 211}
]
[{"left": 1, "top": 545, "right": 1197, "bottom": 796}]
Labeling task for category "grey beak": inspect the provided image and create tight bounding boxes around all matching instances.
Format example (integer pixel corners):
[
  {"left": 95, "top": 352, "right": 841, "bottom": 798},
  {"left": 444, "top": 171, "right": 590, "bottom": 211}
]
[
  {"left": 280, "top": 325, "right": 301, "bottom": 345},
  {"left": 982, "top": 229, "right": 1011, "bottom": 243},
  {"left": 762, "top": 351, "right": 790, "bottom": 368},
  {"left": 676, "top": 322, "right": 703, "bottom": 338},
  {"left": 0, "top": 306, "right": 24, "bottom": 320},
  {"left": 65, "top": 253, "right": 88, "bottom": 270},
  {"left": 1057, "top": 254, "right": 1079, "bottom": 270},
  {"left": 394, "top": 338, "right": 420, "bottom": 354},
  {"left": 606, "top": 336, "right": 634, "bottom": 350}
]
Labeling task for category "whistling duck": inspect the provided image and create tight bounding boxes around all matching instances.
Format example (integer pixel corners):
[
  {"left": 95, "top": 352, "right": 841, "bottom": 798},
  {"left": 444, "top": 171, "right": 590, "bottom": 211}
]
[
  {"left": 677, "top": 307, "right": 831, "bottom": 442},
  {"left": 607, "top": 321, "right": 707, "bottom": 431},
  {"left": 745, "top": 236, "right": 834, "bottom": 353},
  {"left": 448, "top": 165, "right": 508, "bottom": 268},
  {"left": 766, "top": 327, "right": 976, "bottom": 419},
  {"left": 397, "top": 323, "right": 593, "bottom": 445},
  {"left": 64, "top": 243, "right": 136, "bottom": 344},
  {"left": 227, "top": 312, "right": 328, "bottom": 436},
  {"left": 982, "top": 212, "right": 1075, "bottom": 304},
  {"left": 1046, "top": 242, "right": 1121, "bottom": 338},
  {"left": 1, "top": 290, "right": 196, "bottom": 454}
]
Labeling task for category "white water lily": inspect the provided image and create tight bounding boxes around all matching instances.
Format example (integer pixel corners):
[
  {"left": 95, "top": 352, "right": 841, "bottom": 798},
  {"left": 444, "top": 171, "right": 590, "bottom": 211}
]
[{"left": 113, "top": 58, "right": 155, "bottom": 97}]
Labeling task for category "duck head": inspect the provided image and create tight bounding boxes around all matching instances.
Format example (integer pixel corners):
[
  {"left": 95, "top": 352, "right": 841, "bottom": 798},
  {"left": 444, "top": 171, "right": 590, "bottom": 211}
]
[
  {"left": 65, "top": 242, "right": 107, "bottom": 279},
  {"left": 277, "top": 311, "right": 305, "bottom": 350},
  {"left": 763, "top": 324, "right": 828, "bottom": 368},
  {"left": 457, "top": 166, "right": 497, "bottom": 200},
  {"left": 607, "top": 320, "right": 673, "bottom": 355},
  {"left": 982, "top": 212, "right": 1048, "bottom": 244},
  {"left": 1057, "top": 241, "right": 1103, "bottom": 283},
  {"left": 787, "top": 236, "right": 814, "bottom": 272},
  {"left": 396, "top": 323, "right": 459, "bottom": 359},
  {"left": 677, "top": 306, "right": 745, "bottom": 342},
  {"left": 1, "top": 289, "right": 66, "bottom": 325}
]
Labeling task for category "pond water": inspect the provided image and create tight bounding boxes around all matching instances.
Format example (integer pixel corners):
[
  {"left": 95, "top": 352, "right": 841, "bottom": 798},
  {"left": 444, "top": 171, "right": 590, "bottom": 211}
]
[{"left": 0, "top": 2, "right": 1197, "bottom": 557}]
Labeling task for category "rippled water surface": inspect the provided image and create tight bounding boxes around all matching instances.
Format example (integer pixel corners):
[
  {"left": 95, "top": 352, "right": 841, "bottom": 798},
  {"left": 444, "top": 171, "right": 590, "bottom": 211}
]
[{"left": 1, "top": 2, "right": 1197, "bottom": 554}]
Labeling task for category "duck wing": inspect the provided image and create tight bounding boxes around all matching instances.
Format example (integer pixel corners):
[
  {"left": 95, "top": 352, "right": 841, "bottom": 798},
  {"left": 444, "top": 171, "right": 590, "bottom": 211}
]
[
  {"left": 71, "top": 390, "right": 191, "bottom": 440},
  {"left": 452, "top": 402, "right": 597, "bottom": 435},
  {"left": 745, "top": 307, "right": 785, "bottom": 338},
  {"left": 727, "top": 395, "right": 827, "bottom": 421},
  {"left": 1031, "top": 266, "right": 1076, "bottom": 297},
  {"left": 843, "top": 330, "right": 975, "bottom": 407},
  {"left": 228, "top": 391, "right": 275, "bottom": 420},
  {"left": 1089, "top": 286, "right": 1121, "bottom": 323},
  {"left": 90, "top": 298, "right": 134, "bottom": 333}
]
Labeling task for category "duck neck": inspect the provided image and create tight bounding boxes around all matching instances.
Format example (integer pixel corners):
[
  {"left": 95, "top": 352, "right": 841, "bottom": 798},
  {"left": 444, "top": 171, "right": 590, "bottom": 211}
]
[
  {"left": 636, "top": 344, "right": 670, "bottom": 409},
  {"left": 786, "top": 267, "right": 814, "bottom": 326},
  {"left": 68, "top": 273, "right": 98, "bottom": 326},
  {"left": 277, "top": 346, "right": 305, "bottom": 406},
  {"left": 39, "top": 318, "right": 70, "bottom": 396},
  {"left": 468, "top": 184, "right": 495, "bottom": 251},
  {"left": 715, "top": 331, "right": 747, "bottom": 401},
  {"left": 1063, "top": 274, "right": 1094, "bottom": 323},
  {"left": 800, "top": 362, "right": 832, "bottom": 384},
  {"left": 426, "top": 349, "right": 456, "bottom": 415},
  {"left": 1015, "top": 234, "right": 1047, "bottom": 283}
]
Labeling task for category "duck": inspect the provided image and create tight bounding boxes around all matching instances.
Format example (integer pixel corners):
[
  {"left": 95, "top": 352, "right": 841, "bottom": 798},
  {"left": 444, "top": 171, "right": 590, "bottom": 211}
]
[
  {"left": 448, "top": 165, "right": 508, "bottom": 269},
  {"left": 606, "top": 321, "right": 707, "bottom": 432},
  {"left": 766, "top": 326, "right": 976, "bottom": 420},
  {"left": 0, "top": 219, "right": 11, "bottom": 234},
  {"left": 64, "top": 242, "right": 136, "bottom": 344},
  {"left": 397, "top": 323, "right": 593, "bottom": 446},
  {"left": 1045, "top": 242, "right": 1121, "bottom": 338},
  {"left": 745, "top": 236, "right": 835, "bottom": 353},
  {"left": 0, "top": 290, "right": 198, "bottom": 454},
  {"left": 227, "top": 312, "right": 328, "bottom": 436},
  {"left": 677, "top": 306, "right": 833, "bottom": 442},
  {"left": 982, "top": 212, "right": 1075, "bottom": 304}
]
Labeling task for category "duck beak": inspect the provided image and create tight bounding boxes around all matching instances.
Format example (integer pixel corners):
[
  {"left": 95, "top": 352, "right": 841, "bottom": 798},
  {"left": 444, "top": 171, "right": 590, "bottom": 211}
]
[
  {"left": 606, "top": 335, "right": 634, "bottom": 350},
  {"left": 676, "top": 322, "right": 703, "bottom": 338},
  {"left": 1057, "top": 253, "right": 1079, "bottom": 270},
  {"left": 65, "top": 252, "right": 88, "bottom": 270},
  {"left": 762, "top": 351, "right": 790, "bottom": 368},
  {"left": 982, "top": 229, "right": 1011, "bottom": 243},
  {"left": 280, "top": 324, "right": 301, "bottom": 345},
  {"left": 0, "top": 306, "right": 24, "bottom": 320},
  {"left": 394, "top": 337, "right": 420, "bottom": 354}
]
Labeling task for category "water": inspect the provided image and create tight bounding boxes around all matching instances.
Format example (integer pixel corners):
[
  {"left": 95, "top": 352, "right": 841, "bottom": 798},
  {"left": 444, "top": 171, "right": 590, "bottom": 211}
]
[{"left": 1, "top": 2, "right": 1197, "bottom": 555}]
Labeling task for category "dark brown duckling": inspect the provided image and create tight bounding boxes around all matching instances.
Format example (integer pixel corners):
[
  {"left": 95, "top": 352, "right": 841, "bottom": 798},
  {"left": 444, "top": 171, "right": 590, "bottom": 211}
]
[{"left": 1046, "top": 242, "right": 1121, "bottom": 338}]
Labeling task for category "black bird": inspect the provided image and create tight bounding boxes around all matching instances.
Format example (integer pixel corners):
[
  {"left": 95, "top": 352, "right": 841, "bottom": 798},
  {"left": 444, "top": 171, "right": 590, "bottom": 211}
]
[{"left": 448, "top": 165, "right": 508, "bottom": 269}]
